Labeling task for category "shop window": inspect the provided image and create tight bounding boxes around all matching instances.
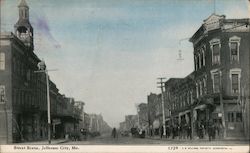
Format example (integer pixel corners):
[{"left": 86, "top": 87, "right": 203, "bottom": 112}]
[
  {"left": 236, "top": 112, "right": 242, "bottom": 122},
  {"left": 228, "top": 112, "right": 234, "bottom": 122},
  {"left": 0, "top": 52, "right": 5, "bottom": 70}
]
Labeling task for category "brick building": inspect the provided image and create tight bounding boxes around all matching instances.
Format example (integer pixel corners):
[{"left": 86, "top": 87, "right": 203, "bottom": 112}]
[
  {"left": 137, "top": 103, "right": 148, "bottom": 129},
  {"left": 189, "top": 14, "right": 250, "bottom": 139},
  {"left": 162, "top": 14, "right": 249, "bottom": 139},
  {"left": 0, "top": 0, "right": 84, "bottom": 143}
]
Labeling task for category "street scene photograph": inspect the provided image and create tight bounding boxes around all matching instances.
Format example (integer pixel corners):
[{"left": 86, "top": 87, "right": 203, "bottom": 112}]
[{"left": 0, "top": 0, "right": 249, "bottom": 151}]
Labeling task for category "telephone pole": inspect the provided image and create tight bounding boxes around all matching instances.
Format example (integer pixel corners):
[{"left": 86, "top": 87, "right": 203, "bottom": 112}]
[
  {"left": 35, "top": 60, "right": 57, "bottom": 144},
  {"left": 157, "top": 77, "right": 166, "bottom": 136}
]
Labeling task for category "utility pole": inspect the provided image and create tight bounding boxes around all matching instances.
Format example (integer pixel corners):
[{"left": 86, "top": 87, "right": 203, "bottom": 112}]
[
  {"left": 219, "top": 71, "right": 226, "bottom": 138},
  {"left": 35, "top": 60, "right": 57, "bottom": 144},
  {"left": 157, "top": 77, "right": 166, "bottom": 136}
]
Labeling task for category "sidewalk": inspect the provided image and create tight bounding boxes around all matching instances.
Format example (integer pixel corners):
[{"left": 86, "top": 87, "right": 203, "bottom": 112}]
[{"left": 14, "top": 139, "right": 69, "bottom": 145}]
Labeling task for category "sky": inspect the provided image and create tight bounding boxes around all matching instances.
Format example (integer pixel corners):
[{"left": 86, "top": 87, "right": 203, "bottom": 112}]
[{"left": 1, "top": 0, "right": 249, "bottom": 127}]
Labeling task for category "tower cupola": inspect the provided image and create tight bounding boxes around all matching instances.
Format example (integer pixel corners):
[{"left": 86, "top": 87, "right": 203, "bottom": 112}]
[{"left": 14, "top": 0, "right": 34, "bottom": 50}]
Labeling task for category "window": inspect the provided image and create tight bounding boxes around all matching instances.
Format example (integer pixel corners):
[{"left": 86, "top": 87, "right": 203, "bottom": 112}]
[
  {"left": 213, "top": 73, "right": 220, "bottom": 93},
  {"left": 200, "top": 52, "right": 203, "bottom": 67},
  {"left": 0, "top": 52, "right": 5, "bottom": 70},
  {"left": 229, "top": 36, "right": 241, "bottom": 62},
  {"left": 228, "top": 112, "right": 234, "bottom": 122},
  {"left": 230, "top": 68, "right": 241, "bottom": 94},
  {"left": 202, "top": 46, "right": 206, "bottom": 66},
  {"left": 236, "top": 112, "right": 242, "bottom": 122},
  {"left": 0, "top": 85, "right": 5, "bottom": 103},
  {"left": 199, "top": 81, "right": 203, "bottom": 96},
  {"left": 231, "top": 42, "right": 238, "bottom": 61},
  {"left": 190, "top": 91, "right": 193, "bottom": 104},
  {"left": 203, "top": 77, "right": 207, "bottom": 94},
  {"left": 212, "top": 44, "right": 220, "bottom": 64},
  {"left": 210, "top": 39, "right": 221, "bottom": 65},
  {"left": 232, "top": 74, "right": 239, "bottom": 94},
  {"left": 196, "top": 83, "right": 199, "bottom": 98},
  {"left": 211, "top": 69, "right": 220, "bottom": 93}
]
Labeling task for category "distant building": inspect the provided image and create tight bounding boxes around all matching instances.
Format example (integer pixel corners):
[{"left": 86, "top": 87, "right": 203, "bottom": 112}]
[
  {"left": 125, "top": 115, "right": 138, "bottom": 130},
  {"left": 137, "top": 103, "right": 148, "bottom": 129},
  {"left": 147, "top": 93, "right": 163, "bottom": 135},
  {"left": 88, "top": 114, "right": 111, "bottom": 134}
]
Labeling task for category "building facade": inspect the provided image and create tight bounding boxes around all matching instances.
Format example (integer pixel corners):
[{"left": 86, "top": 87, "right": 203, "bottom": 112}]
[
  {"left": 190, "top": 14, "right": 249, "bottom": 139},
  {"left": 0, "top": 0, "right": 84, "bottom": 143},
  {"left": 161, "top": 14, "right": 249, "bottom": 139}
]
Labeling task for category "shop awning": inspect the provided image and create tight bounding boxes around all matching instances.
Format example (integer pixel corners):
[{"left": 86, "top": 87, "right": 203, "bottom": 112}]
[{"left": 194, "top": 104, "right": 207, "bottom": 110}]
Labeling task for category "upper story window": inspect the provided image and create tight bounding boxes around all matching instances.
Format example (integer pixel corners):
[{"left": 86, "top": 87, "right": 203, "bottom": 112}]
[
  {"left": 196, "top": 82, "right": 200, "bottom": 98},
  {"left": 210, "top": 38, "right": 221, "bottom": 65},
  {"left": 0, "top": 52, "right": 5, "bottom": 70},
  {"left": 203, "top": 77, "right": 207, "bottom": 94},
  {"left": 194, "top": 55, "right": 198, "bottom": 70},
  {"left": 200, "top": 52, "right": 203, "bottom": 67},
  {"left": 229, "top": 68, "right": 241, "bottom": 94},
  {"left": 211, "top": 69, "right": 220, "bottom": 93},
  {"left": 229, "top": 36, "right": 241, "bottom": 62},
  {"left": 199, "top": 80, "right": 203, "bottom": 96},
  {"left": 202, "top": 46, "right": 206, "bottom": 66}
]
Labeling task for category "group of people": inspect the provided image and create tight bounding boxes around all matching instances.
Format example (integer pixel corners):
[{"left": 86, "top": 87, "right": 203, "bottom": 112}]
[
  {"left": 158, "top": 123, "right": 192, "bottom": 139},
  {"left": 151, "top": 119, "right": 223, "bottom": 141}
]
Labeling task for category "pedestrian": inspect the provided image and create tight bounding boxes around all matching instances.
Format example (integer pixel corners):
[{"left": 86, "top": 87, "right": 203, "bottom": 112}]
[
  {"left": 160, "top": 125, "right": 164, "bottom": 139},
  {"left": 172, "top": 124, "right": 176, "bottom": 139},
  {"left": 208, "top": 120, "right": 213, "bottom": 141},
  {"left": 111, "top": 128, "right": 117, "bottom": 138},
  {"left": 166, "top": 125, "right": 170, "bottom": 138},
  {"left": 198, "top": 122, "right": 204, "bottom": 139},
  {"left": 187, "top": 123, "right": 192, "bottom": 140}
]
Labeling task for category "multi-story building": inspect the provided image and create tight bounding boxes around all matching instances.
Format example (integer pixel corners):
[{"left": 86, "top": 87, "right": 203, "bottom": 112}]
[
  {"left": 162, "top": 14, "right": 249, "bottom": 139},
  {"left": 137, "top": 103, "right": 148, "bottom": 130},
  {"left": 0, "top": 0, "right": 84, "bottom": 143},
  {"left": 124, "top": 115, "right": 138, "bottom": 131},
  {"left": 88, "top": 114, "right": 111, "bottom": 134},
  {"left": 189, "top": 14, "right": 249, "bottom": 139},
  {"left": 147, "top": 93, "right": 164, "bottom": 135}
]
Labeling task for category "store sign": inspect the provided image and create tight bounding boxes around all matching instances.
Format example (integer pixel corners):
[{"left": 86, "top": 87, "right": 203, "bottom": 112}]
[
  {"left": 52, "top": 119, "right": 61, "bottom": 125},
  {"left": 0, "top": 85, "right": 5, "bottom": 104},
  {"left": 218, "top": 113, "right": 222, "bottom": 117}
]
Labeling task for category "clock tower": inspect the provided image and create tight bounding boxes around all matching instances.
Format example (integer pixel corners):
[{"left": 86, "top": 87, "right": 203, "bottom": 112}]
[{"left": 14, "top": 0, "right": 34, "bottom": 51}]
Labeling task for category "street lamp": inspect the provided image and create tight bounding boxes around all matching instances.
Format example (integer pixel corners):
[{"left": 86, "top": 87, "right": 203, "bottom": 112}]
[{"left": 35, "top": 60, "right": 51, "bottom": 144}]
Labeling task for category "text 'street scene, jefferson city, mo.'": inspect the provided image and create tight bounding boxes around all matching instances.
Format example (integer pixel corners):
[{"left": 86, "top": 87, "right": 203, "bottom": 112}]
[{"left": 0, "top": 0, "right": 249, "bottom": 152}]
